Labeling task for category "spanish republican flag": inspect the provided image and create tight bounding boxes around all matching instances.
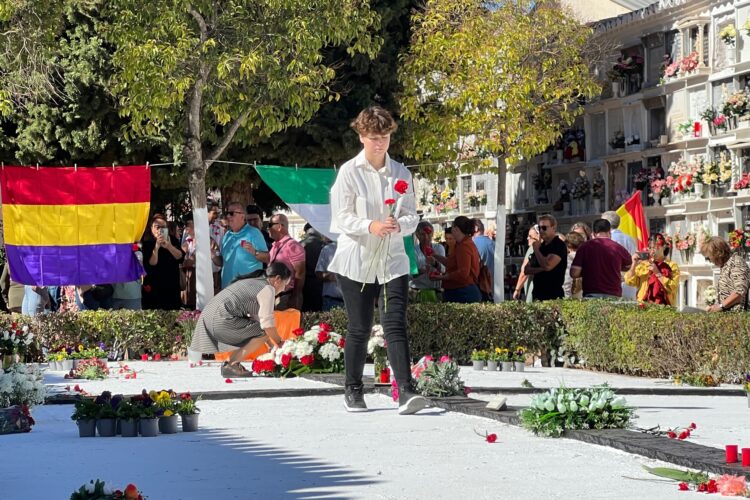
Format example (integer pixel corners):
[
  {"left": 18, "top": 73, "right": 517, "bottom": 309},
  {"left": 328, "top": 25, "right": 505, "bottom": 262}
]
[
  {"left": 615, "top": 191, "right": 649, "bottom": 251},
  {"left": 1, "top": 165, "right": 150, "bottom": 286}
]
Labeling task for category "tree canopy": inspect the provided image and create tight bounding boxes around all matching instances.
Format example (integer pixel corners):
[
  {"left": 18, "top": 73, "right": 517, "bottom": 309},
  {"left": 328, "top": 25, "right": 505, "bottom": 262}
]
[{"left": 398, "top": 0, "right": 603, "bottom": 177}]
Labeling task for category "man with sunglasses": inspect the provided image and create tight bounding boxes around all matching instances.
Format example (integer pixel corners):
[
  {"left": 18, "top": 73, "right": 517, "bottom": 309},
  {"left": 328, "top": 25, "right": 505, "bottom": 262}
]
[
  {"left": 522, "top": 214, "right": 567, "bottom": 300},
  {"left": 212, "top": 201, "right": 268, "bottom": 289}
]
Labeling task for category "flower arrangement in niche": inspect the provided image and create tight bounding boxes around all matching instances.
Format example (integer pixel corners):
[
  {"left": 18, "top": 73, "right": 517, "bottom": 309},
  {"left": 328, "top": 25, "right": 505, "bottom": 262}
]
[
  {"left": 591, "top": 172, "right": 605, "bottom": 199},
  {"left": 734, "top": 173, "right": 750, "bottom": 190},
  {"left": 571, "top": 171, "right": 590, "bottom": 200},
  {"left": 720, "top": 24, "right": 737, "bottom": 46},
  {"left": 679, "top": 51, "right": 699, "bottom": 74}
]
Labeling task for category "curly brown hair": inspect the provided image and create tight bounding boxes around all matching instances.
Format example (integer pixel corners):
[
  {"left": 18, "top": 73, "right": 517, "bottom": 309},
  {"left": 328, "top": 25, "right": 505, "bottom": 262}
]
[{"left": 350, "top": 106, "right": 398, "bottom": 135}]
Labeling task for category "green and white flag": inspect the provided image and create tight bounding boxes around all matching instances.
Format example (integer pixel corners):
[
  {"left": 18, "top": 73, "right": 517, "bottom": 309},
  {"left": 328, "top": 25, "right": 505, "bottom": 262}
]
[{"left": 255, "top": 165, "right": 418, "bottom": 274}]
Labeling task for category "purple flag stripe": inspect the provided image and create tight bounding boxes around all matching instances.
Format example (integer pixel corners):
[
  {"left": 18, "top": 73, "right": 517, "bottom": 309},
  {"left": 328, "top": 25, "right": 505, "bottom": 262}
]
[{"left": 6, "top": 243, "right": 144, "bottom": 286}]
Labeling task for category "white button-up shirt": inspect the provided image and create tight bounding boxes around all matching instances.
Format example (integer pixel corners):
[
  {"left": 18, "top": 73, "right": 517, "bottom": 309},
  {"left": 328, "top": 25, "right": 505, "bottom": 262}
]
[{"left": 328, "top": 150, "right": 419, "bottom": 284}]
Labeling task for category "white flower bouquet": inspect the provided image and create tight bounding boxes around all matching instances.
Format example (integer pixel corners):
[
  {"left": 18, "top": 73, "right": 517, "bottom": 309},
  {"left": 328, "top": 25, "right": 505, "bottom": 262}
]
[
  {"left": 0, "top": 363, "right": 46, "bottom": 408},
  {"left": 519, "top": 384, "right": 634, "bottom": 437}
]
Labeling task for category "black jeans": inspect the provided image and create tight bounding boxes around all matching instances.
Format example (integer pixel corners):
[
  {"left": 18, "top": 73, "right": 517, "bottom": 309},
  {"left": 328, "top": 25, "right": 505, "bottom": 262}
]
[{"left": 338, "top": 274, "right": 413, "bottom": 389}]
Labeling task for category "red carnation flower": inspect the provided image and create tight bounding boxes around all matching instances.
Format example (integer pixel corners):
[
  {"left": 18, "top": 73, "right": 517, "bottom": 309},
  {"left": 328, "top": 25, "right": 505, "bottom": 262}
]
[
  {"left": 678, "top": 482, "right": 689, "bottom": 491},
  {"left": 394, "top": 179, "right": 409, "bottom": 195},
  {"left": 131, "top": 244, "right": 140, "bottom": 251},
  {"left": 384, "top": 198, "right": 396, "bottom": 206},
  {"left": 423, "top": 245, "right": 434, "bottom": 257},
  {"left": 486, "top": 433, "right": 497, "bottom": 443},
  {"left": 292, "top": 328, "right": 304, "bottom": 337},
  {"left": 225, "top": 378, "right": 233, "bottom": 383},
  {"left": 319, "top": 322, "right": 332, "bottom": 332},
  {"left": 180, "top": 393, "right": 191, "bottom": 400},
  {"left": 667, "top": 431, "right": 676, "bottom": 439},
  {"left": 338, "top": 337, "right": 346, "bottom": 348},
  {"left": 300, "top": 354, "right": 314, "bottom": 366},
  {"left": 678, "top": 431, "right": 688, "bottom": 440},
  {"left": 689, "top": 422, "right": 696, "bottom": 430},
  {"left": 281, "top": 353, "right": 293, "bottom": 368},
  {"left": 697, "top": 483, "right": 707, "bottom": 492},
  {"left": 706, "top": 480, "right": 717, "bottom": 493},
  {"left": 318, "top": 331, "right": 330, "bottom": 344}
]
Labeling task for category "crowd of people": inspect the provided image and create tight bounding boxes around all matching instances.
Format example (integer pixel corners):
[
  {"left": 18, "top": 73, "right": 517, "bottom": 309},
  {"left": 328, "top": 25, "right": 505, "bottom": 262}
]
[{"left": 510, "top": 210, "right": 750, "bottom": 312}]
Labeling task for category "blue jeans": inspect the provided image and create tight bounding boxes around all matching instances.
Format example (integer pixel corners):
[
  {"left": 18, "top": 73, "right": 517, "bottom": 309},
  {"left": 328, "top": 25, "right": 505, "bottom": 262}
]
[
  {"left": 337, "top": 274, "right": 413, "bottom": 389},
  {"left": 22, "top": 286, "right": 47, "bottom": 315},
  {"left": 444, "top": 284, "right": 482, "bottom": 303}
]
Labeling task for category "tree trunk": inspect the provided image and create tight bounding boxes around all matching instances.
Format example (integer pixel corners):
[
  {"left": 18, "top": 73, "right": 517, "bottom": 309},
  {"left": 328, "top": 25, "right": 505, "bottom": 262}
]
[
  {"left": 220, "top": 177, "right": 254, "bottom": 207},
  {"left": 185, "top": 141, "right": 214, "bottom": 311},
  {"left": 493, "top": 157, "right": 506, "bottom": 303}
]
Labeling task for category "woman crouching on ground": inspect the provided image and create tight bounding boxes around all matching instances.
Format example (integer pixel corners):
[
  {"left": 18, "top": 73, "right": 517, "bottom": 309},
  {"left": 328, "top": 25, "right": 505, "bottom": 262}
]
[{"left": 190, "top": 262, "right": 291, "bottom": 378}]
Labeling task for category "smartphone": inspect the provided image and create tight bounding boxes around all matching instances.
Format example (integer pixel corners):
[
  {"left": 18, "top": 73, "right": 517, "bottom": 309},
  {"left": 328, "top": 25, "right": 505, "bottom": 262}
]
[
  {"left": 637, "top": 251, "right": 650, "bottom": 260},
  {"left": 160, "top": 228, "right": 169, "bottom": 240}
]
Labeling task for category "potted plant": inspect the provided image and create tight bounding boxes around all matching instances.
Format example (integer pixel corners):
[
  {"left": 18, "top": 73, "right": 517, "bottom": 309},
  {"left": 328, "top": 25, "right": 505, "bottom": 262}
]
[
  {"left": 470, "top": 349, "right": 486, "bottom": 370},
  {"left": 500, "top": 348, "right": 513, "bottom": 372},
  {"left": 61, "top": 348, "right": 74, "bottom": 372},
  {"left": 71, "top": 399, "right": 98, "bottom": 438},
  {"left": 486, "top": 348, "right": 500, "bottom": 371},
  {"left": 138, "top": 404, "right": 159, "bottom": 437},
  {"left": 116, "top": 400, "right": 140, "bottom": 437},
  {"left": 95, "top": 402, "right": 117, "bottom": 438},
  {"left": 177, "top": 392, "right": 200, "bottom": 432},
  {"left": 153, "top": 390, "right": 179, "bottom": 434},
  {"left": 513, "top": 347, "right": 527, "bottom": 372}
]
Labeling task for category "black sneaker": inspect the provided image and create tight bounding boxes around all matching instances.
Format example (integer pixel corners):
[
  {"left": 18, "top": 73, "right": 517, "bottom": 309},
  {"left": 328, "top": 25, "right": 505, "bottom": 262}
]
[
  {"left": 398, "top": 386, "right": 428, "bottom": 415},
  {"left": 344, "top": 384, "right": 368, "bottom": 412},
  {"left": 221, "top": 361, "right": 252, "bottom": 378}
]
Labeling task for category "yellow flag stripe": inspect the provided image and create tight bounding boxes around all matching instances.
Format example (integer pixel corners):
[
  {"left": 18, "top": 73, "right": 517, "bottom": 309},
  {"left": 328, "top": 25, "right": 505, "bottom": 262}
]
[{"left": 3, "top": 202, "right": 150, "bottom": 246}]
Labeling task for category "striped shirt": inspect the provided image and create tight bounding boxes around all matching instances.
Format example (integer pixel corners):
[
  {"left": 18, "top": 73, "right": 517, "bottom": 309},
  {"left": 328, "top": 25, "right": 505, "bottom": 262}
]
[{"left": 718, "top": 252, "right": 750, "bottom": 311}]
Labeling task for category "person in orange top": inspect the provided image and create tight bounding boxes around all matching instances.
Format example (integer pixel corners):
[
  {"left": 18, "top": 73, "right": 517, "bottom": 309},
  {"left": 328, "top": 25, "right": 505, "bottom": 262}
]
[
  {"left": 432, "top": 216, "right": 481, "bottom": 303},
  {"left": 624, "top": 233, "right": 680, "bottom": 306}
]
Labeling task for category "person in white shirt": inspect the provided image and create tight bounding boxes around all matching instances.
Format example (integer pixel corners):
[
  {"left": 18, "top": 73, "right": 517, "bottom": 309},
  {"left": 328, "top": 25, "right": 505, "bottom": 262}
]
[
  {"left": 601, "top": 211, "right": 637, "bottom": 300},
  {"left": 329, "top": 106, "right": 427, "bottom": 415}
]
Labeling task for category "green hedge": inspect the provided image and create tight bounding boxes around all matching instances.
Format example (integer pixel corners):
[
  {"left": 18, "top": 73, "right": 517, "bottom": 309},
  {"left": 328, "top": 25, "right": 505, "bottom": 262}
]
[{"left": 11, "top": 301, "right": 750, "bottom": 381}]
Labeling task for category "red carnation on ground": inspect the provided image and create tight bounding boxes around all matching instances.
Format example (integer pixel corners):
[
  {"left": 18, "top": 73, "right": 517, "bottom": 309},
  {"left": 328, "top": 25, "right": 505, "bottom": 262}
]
[
  {"left": 225, "top": 378, "right": 233, "bottom": 383},
  {"left": 384, "top": 198, "right": 396, "bottom": 206},
  {"left": 678, "top": 431, "right": 688, "bottom": 440},
  {"left": 318, "top": 331, "right": 330, "bottom": 344},
  {"left": 486, "top": 433, "right": 497, "bottom": 443},
  {"left": 300, "top": 355, "right": 314, "bottom": 366},
  {"left": 281, "top": 353, "right": 292, "bottom": 368},
  {"left": 292, "top": 327, "right": 304, "bottom": 337},
  {"left": 678, "top": 482, "right": 689, "bottom": 491},
  {"left": 706, "top": 480, "right": 718, "bottom": 493},
  {"left": 697, "top": 483, "right": 707, "bottom": 492},
  {"left": 667, "top": 431, "right": 676, "bottom": 439},
  {"left": 394, "top": 179, "right": 409, "bottom": 195},
  {"left": 689, "top": 422, "right": 697, "bottom": 430}
]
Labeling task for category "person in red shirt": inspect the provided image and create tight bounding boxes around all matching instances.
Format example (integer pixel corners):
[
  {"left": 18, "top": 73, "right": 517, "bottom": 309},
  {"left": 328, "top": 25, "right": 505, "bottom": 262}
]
[
  {"left": 432, "top": 216, "right": 481, "bottom": 303},
  {"left": 569, "top": 218, "right": 632, "bottom": 298}
]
